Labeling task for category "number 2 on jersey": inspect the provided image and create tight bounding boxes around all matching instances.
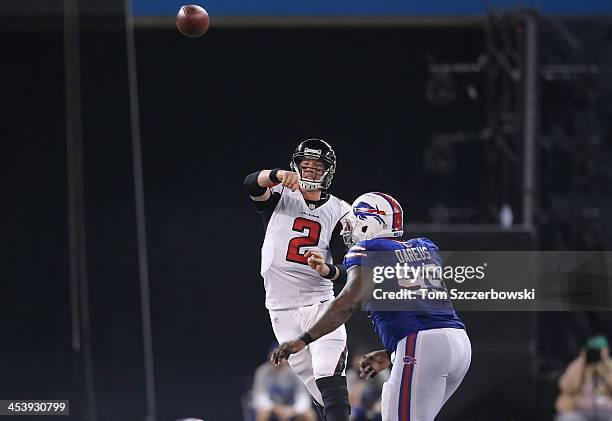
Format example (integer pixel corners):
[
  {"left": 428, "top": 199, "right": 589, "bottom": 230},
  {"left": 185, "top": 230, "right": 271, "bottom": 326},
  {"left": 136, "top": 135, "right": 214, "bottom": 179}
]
[{"left": 286, "top": 217, "right": 322, "bottom": 265}]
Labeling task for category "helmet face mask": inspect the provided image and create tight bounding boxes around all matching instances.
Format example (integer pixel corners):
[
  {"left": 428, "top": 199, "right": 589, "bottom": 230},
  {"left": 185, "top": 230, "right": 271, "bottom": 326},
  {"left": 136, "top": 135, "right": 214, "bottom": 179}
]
[
  {"left": 290, "top": 139, "right": 336, "bottom": 191},
  {"left": 341, "top": 216, "right": 357, "bottom": 246},
  {"left": 290, "top": 159, "right": 330, "bottom": 191}
]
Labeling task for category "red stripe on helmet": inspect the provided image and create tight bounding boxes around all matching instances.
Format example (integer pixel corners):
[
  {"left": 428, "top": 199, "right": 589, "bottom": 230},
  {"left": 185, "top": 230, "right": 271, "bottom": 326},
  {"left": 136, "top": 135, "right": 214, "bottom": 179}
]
[{"left": 374, "top": 192, "right": 402, "bottom": 231}]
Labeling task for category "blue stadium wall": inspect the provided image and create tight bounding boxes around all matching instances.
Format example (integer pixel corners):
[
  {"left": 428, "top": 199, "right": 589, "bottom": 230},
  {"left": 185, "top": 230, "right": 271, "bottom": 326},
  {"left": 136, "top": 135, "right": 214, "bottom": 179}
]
[{"left": 135, "top": 0, "right": 612, "bottom": 16}]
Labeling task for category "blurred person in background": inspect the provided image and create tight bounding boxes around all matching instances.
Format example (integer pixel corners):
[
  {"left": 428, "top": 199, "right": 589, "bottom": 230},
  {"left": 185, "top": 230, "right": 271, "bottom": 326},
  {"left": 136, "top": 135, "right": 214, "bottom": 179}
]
[
  {"left": 346, "top": 350, "right": 390, "bottom": 421},
  {"left": 252, "top": 348, "right": 316, "bottom": 421},
  {"left": 556, "top": 335, "right": 612, "bottom": 421}
]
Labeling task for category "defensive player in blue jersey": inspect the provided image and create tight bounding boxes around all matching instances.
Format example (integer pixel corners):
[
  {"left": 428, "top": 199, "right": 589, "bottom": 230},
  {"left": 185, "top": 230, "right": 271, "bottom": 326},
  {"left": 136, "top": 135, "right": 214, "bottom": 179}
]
[{"left": 273, "top": 192, "right": 471, "bottom": 421}]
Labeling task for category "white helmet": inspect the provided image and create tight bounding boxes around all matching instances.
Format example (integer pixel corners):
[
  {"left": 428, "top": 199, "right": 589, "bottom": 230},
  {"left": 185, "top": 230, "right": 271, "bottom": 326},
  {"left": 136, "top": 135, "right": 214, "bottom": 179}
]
[{"left": 341, "top": 192, "right": 404, "bottom": 246}]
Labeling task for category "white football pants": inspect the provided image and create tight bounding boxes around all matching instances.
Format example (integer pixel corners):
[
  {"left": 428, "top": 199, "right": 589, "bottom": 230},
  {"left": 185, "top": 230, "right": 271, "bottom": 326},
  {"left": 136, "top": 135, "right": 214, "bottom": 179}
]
[
  {"left": 381, "top": 328, "right": 471, "bottom": 421},
  {"left": 269, "top": 300, "right": 348, "bottom": 406}
]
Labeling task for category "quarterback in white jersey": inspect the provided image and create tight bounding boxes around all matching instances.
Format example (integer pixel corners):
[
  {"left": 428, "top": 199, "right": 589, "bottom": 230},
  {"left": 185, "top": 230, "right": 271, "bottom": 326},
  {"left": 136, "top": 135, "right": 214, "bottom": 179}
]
[{"left": 244, "top": 139, "right": 352, "bottom": 421}]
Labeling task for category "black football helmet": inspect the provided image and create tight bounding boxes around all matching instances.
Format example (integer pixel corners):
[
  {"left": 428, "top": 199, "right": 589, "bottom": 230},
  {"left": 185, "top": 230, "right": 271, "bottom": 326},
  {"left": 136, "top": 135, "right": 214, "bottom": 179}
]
[{"left": 290, "top": 138, "right": 336, "bottom": 190}]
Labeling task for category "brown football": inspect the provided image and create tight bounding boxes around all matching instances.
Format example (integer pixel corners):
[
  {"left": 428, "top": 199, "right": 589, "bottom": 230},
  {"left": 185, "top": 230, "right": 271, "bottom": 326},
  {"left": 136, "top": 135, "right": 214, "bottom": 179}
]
[{"left": 176, "top": 5, "right": 209, "bottom": 38}]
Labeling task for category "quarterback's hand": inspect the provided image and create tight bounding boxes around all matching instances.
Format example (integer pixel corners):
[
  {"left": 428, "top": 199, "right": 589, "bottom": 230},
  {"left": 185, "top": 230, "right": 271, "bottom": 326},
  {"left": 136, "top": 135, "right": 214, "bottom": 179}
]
[
  {"left": 277, "top": 170, "right": 300, "bottom": 191},
  {"left": 272, "top": 339, "right": 306, "bottom": 365},
  {"left": 305, "top": 249, "right": 330, "bottom": 277},
  {"left": 360, "top": 349, "right": 391, "bottom": 379}
]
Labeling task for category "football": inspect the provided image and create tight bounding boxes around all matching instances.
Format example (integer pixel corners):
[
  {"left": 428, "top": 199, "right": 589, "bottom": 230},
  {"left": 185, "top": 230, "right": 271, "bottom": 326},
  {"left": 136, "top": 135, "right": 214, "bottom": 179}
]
[{"left": 176, "top": 4, "right": 209, "bottom": 38}]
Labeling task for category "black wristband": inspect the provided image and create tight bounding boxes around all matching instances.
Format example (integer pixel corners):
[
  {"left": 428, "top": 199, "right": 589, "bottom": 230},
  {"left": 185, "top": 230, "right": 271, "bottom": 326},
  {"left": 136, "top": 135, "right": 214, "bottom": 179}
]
[
  {"left": 322, "top": 263, "right": 338, "bottom": 280},
  {"left": 269, "top": 168, "right": 281, "bottom": 183},
  {"left": 299, "top": 332, "right": 314, "bottom": 345},
  {"left": 335, "top": 264, "right": 347, "bottom": 284}
]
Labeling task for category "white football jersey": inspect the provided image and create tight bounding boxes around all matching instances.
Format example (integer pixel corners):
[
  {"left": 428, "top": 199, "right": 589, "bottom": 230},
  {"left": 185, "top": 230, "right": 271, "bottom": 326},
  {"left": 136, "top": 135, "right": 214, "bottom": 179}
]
[{"left": 261, "top": 185, "right": 351, "bottom": 310}]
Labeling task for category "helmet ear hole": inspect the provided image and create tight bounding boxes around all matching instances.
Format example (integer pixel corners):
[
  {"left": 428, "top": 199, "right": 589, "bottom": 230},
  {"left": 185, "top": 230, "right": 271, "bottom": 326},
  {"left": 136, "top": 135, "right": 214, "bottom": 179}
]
[{"left": 361, "top": 226, "right": 368, "bottom": 233}]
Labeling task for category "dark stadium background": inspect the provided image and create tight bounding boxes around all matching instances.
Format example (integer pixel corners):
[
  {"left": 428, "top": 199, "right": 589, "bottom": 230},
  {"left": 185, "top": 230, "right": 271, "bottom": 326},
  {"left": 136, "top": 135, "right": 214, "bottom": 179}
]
[{"left": 2, "top": 1, "right": 612, "bottom": 420}]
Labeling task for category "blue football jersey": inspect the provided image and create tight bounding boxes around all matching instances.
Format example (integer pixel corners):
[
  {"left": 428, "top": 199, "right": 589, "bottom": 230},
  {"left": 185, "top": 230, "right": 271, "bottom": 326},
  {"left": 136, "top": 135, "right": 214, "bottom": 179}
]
[{"left": 344, "top": 237, "right": 465, "bottom": 351}]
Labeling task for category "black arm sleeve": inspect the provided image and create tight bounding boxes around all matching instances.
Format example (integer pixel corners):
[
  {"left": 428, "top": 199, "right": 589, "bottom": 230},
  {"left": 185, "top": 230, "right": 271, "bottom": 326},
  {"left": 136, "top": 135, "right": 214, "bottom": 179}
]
[
  {"left": 329, "top": 221, "right": 348, "bottom": 285},
  {"left": 244, "top": 171, "right": 283, "bottom": 226},
  {"left": 243, "top": 171, "right": 267, "bottom": 197}
]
